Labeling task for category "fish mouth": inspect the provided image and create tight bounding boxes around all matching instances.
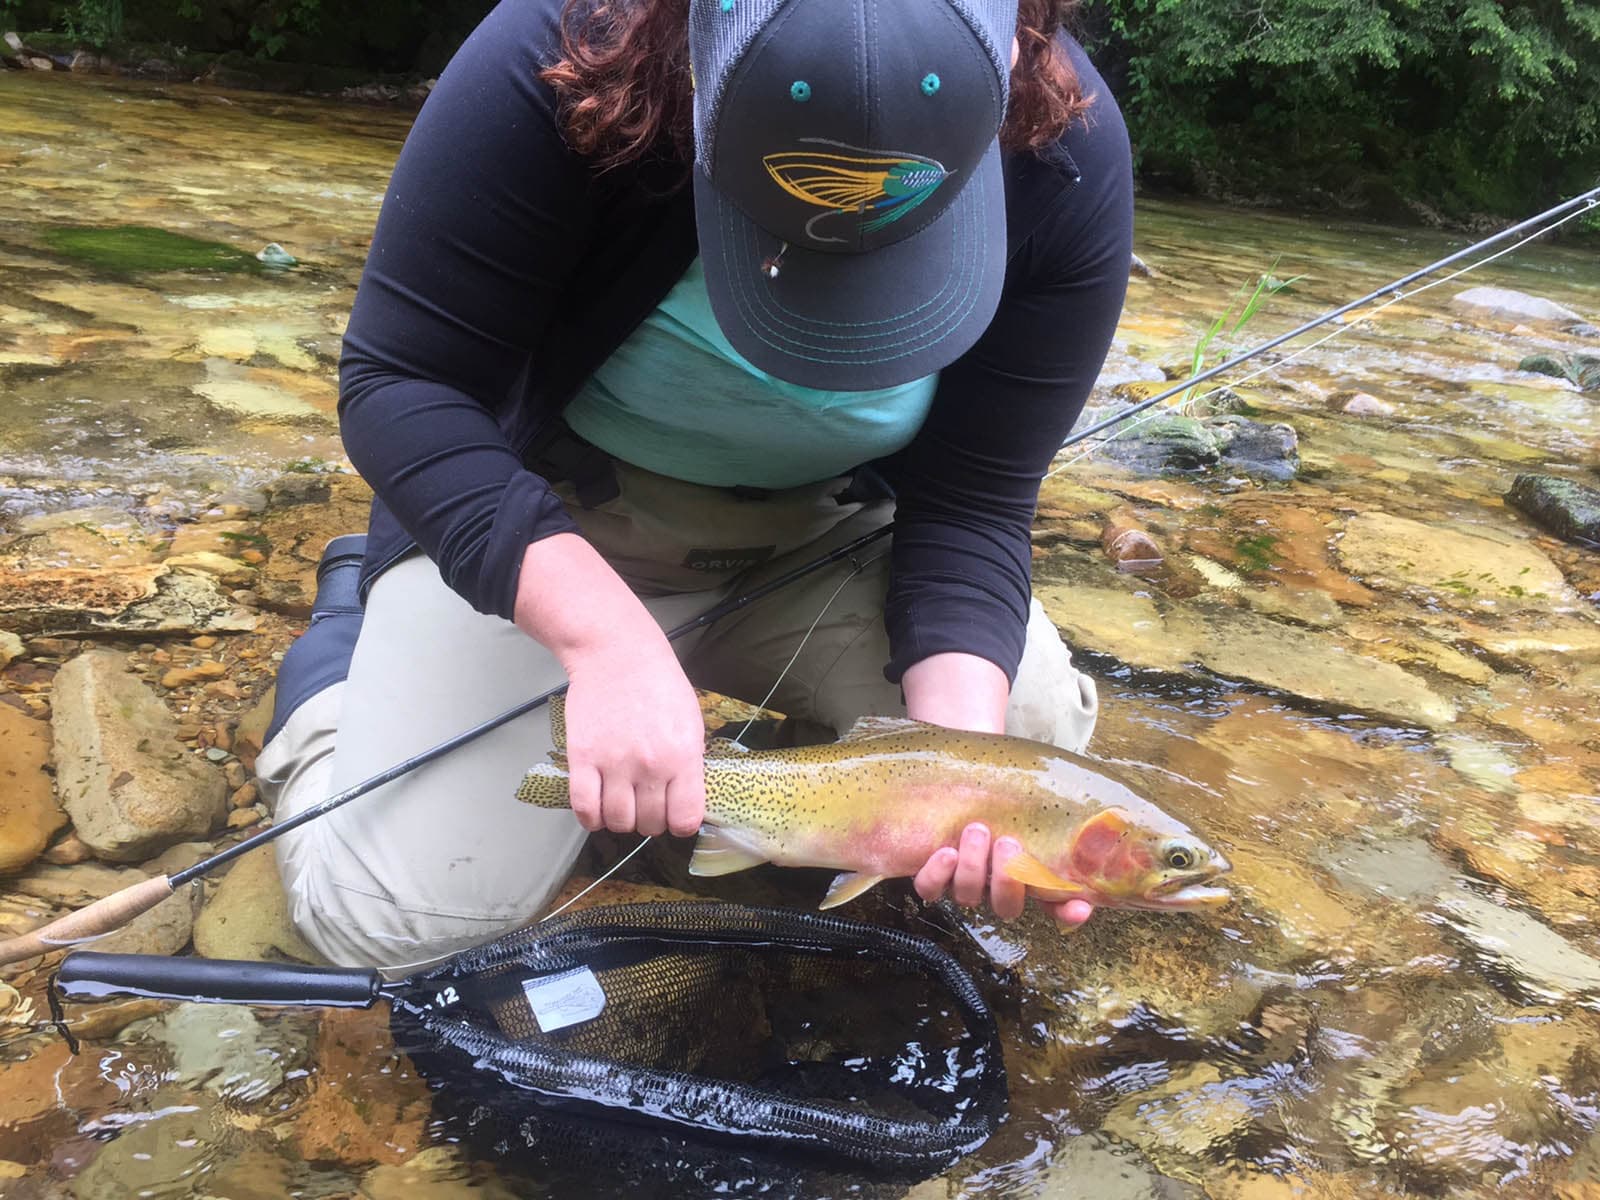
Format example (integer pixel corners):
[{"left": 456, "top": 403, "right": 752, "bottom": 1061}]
[
  {"left": 1149, "top": 883, "right": 1232, "bottom": 909},
  {"left": 1147, "top": 871, "right": 1232, "bottom": 909}
]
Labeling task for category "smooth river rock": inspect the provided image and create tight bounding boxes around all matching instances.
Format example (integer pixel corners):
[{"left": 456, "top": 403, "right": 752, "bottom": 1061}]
[
  {"left": 50, "top": 650, "right": 227, "bottom": 861},
  {"left": 1336, "top": 511, "right": 1571, "bottom": 604},
  {"left": 193, "top": 844, "right": 319, "bottom": 963},
  {"left": 1037, "top": 581, "right": 1453, "bottom": 727},
  {"left": 0, "top": 704, "right": 68, "bottom": 873},
  {"left": 1451, "top": 287, "right": 1583, "bottom": 324}
]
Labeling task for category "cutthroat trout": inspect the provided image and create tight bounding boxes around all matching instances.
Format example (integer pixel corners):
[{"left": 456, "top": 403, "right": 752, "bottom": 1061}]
[{"left": 516, "top": 704, "right": 1231, "bottom": 913}]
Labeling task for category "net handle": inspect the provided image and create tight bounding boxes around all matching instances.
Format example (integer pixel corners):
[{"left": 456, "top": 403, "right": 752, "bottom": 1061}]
[{"left": 56, "top": 951, "right": 383, "bottom": 1008}]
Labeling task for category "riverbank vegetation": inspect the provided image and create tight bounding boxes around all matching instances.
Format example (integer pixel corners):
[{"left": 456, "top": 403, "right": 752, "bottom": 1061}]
[{"left": 3, "top": 0, "right": 1597, "bottom": 226}]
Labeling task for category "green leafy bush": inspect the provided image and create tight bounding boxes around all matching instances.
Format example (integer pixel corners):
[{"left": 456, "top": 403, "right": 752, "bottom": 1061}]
[{"left": 1079, "top": 0, "right": 1600, "bottom": 219}]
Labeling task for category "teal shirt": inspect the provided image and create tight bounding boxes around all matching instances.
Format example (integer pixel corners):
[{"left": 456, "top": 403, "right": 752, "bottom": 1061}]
[{"left": 564, "top": 259, "right": 939, "bottom": 488}]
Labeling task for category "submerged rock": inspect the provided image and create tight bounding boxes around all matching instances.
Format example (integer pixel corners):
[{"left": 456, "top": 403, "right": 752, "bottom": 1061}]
[
  {"left": 1098, "top": 414, "right": 1299, "bottom": 480},
  {"left": 0, "top": 704, "right": 68, "bottom": 873},
  {"left": 1506, "top": 474, "right": 1600, "bottom": 548},
  {"left": 69, "top": 1092, "right": 220, "bottom": 1200},
  {"left": 1451, "top": 287, "right": 1583, "bottom": 324},
  {"left": 1518, "top": 351, "right": 1600, "bottom": 390},
  {"left": 1336, "top": 511, "right": 1571, "bottom": 604},
  {"left": 145, "top": 1002, "right": 299, "bottom": 1102},
  {"left": 1436, "top": 888, "right": 1600, "bottom": 1005},
  {"left": 50, "top": 649, "right": 227, "bottom": 861},
  {"left": 193, "top": 844, "right": 319, "bottom": 963}
]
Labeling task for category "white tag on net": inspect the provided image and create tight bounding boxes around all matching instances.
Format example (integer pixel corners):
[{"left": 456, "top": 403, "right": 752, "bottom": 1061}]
[{"left": 520, "top": 967, "right": 606, "bottom": 1033}]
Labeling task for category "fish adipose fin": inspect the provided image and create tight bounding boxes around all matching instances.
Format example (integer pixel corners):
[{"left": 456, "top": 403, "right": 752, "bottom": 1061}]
[
  {"left": 819, "top": 871, "right": 887, "bottom": 909},
  {"left": 688, "top": 825, "right": 769, "bottom": 877},
  {"left": 515, "top": 752, "right": 570, "bottom": 808},
  {"left": 837, "top": 715, "right": 928, "bottom": 742},
  {"left": 1002, "top": 850, "right": 1086, "bottom": 897}
]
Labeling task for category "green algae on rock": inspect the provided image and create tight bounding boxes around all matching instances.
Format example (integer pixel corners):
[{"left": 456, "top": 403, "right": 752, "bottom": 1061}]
[
  {"left": 1506, "top": 473, "right": 1600, "bottom": 547},
  {"left": 41, "top": 225, "right": 262, "bottom": 276}
]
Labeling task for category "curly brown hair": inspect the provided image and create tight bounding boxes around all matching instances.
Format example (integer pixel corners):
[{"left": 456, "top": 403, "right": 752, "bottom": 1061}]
[{"left": 542, "top": 0, "right": 1088, "bottom": 171}]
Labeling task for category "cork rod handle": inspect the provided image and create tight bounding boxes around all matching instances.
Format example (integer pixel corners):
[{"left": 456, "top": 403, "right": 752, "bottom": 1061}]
[{"left": 0, "top": 875, "right": 175, "bottom": 966}]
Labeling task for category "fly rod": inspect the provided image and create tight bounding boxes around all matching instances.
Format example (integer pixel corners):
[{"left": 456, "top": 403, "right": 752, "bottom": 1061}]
[
  {"left": 0, "top": 524, "right": 892, "bottom": 966},
  {"left": 3, "top": 186, "right": 1594, "bottom": 966},
  {"left": 1060, "top": 183, "right": 1600, "bottom": 450}
]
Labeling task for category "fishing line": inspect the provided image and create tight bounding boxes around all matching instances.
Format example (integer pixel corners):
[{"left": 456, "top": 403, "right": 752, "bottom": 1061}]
[
  {"left": 728, "top": 547, "right": 888, "bottom": 748},
  {"left": 1048, "top": 192, "right": 1600, "bottom": 477},
  {"left": 1047, "top": 184, "right": 1600, "bottom": 476},
  {"left": 543, "top": 546, "right": 888, "bottom": 927}
]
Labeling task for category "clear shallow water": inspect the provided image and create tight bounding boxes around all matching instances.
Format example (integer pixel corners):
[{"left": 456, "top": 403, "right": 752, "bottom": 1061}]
[{"left": 2, "top": 69, "right": 1599, "bottom": 1200}]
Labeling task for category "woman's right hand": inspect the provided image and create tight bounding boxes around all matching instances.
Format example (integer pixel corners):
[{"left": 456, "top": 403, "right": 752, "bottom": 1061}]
[
  {"left": 514, "top": 533, "right": 706, "bottom": 839},
  {"left": 560, "top": 637, "right": 706, "bottom": 838}
]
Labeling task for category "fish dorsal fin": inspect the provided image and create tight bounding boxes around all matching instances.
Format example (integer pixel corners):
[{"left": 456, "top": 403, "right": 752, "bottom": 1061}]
[
  {"left": 838, "top": 714, "right": 925, "bottom": 742},
  {"left": 548, "top": 693, "right": 567, "bottom": 751},
  {"left": 703, "top": 736, "right": 752, "bottom": 756},
  {"left": 1002, "top": 849, "right": 1085, "bottom": 896},
  {"left": 688, "top": 825, "right": 768, "bottom": 877},
  {"left": 819, "top": 871, "right": 887, "bottom": 909}
]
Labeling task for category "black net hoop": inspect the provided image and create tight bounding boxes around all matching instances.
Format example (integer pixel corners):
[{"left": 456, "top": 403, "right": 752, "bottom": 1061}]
[{"left": 391, "top": 901, "right": 1008, "bottom": 1171}]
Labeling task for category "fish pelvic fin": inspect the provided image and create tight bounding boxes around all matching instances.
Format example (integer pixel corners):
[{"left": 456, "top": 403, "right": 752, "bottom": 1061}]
[
  {"left": 819, "top": 871, "right": 887, "bottom": 909},
  {"left": 1002, "top": 849, "right": 1087, "bottom": 899},
  {"left": 514, "top": 751, "right": 571, "bottom": 808},
  {"left": 688, "top": 825, "right": 769, "bottom": 877},
  {"left": 837, "top": 714, "right": 927, "bottom": 742}
]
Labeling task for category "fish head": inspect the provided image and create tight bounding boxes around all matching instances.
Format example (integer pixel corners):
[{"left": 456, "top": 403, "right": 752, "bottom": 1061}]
[{"left": 1060, "top": 808, "right": 1232, "bottom": 910}]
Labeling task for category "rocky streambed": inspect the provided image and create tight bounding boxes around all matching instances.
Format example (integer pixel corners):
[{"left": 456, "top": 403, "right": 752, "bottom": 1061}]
[{"left": 3, "top": 68, "right": 1600, "bottom": 1200}]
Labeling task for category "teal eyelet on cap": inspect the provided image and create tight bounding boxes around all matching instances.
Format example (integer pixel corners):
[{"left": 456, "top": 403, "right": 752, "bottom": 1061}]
[
  {"left": 920, "top": 73, "right": 941, "bottom": 96},
  {"left": 720, "top": 0, "right": 733, "bottom": 10},
  {"left": 790, "top": 80, "right": 811, "bottom": 102}
]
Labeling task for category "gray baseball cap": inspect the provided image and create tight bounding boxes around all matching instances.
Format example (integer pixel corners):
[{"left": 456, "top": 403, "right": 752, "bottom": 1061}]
[{"left": 689, "top": 0, "right": 1015, "bottom": 390}]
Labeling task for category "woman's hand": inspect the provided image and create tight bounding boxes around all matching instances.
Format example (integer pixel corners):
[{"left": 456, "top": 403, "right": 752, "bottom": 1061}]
[
  {"left": 912, "top": 824, "right": 1095, "bottom": 928},
  {"left": 515, "top": 534, "right": 705, "bottom": 839},
  {"left": 561, "top": 638, "right": 706, "bottom": 838},
  {"left": 902, "top": 652, "right": 1096, "bottom": 929}
]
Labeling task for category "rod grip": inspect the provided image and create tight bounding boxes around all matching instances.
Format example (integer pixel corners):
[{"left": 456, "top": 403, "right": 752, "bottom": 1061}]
[
  {"left": 57, "top": 952, "right": 382, "bottom": 1007},
  {"left": 0, "top": 875, "right": 176, "bottom": 966}
]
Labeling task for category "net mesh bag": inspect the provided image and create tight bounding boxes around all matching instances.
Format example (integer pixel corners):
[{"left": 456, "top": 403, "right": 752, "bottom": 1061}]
[{"left": 389, "top": 901, "right": 1008, "bottom": 1173}]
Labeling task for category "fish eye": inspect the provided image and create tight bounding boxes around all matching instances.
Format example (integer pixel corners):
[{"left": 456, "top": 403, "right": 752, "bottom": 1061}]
[{"left": 1164, "top": 845, "right": 1197, "bottom": 871}]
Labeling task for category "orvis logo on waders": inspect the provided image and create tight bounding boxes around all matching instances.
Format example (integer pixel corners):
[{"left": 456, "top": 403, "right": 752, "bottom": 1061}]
[{"left": 683, "top": 546, "right": 776, "bottom": 573}]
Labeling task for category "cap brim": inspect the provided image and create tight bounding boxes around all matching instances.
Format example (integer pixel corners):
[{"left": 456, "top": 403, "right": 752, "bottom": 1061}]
[{"left": 695, "top": 136, "right": 1006, "bottom": 391}]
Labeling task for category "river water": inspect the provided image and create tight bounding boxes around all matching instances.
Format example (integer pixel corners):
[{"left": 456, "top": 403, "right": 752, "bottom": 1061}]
[{"left": 2, "top": 69, "right": 1599, "bottom": 1200}]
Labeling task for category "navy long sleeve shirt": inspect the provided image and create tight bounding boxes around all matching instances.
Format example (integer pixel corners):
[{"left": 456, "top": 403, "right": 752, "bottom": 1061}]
[{"left": 338, "top": 0, "right": 1133, "bottom": 684}]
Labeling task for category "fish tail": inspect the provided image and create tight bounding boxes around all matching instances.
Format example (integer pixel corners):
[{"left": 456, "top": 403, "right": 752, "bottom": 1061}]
[{"left": 514, "top": 751, "right": 570, "bottom": 808}]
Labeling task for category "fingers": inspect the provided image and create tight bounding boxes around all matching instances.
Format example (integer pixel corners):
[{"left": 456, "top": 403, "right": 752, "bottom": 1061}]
[
  {"left": 664, "top": 766, "right": 706, "bottom": 839},
  {"left": 913, "top": 846, "right": 959, "bottom": 902},
  {"left": 633, "top": 777, "right": 668, "bottom": 838},
  {"left": 950, "top": 823, "right": 991, "bottom": 907},
  {"left": 1047, "top": 898, "right": 1095, "bottom": 929},
  {"left": 568, "top": 764, "right": 603, "bottom": 833},
  {"left": 599, "top": 774, "right": 636, "bottom": 835},
  {"left": 989, "top": 837, "right": 1027, "bottom": 922}
]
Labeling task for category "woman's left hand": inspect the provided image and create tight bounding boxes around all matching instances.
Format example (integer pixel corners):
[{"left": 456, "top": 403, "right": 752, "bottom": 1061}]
[{"left": 912, "top": 823, "right": 1095, "bottom": 927}]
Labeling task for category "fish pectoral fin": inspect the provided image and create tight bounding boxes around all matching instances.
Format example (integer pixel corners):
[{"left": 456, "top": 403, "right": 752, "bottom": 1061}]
[
  {"left": 819, "top": 871, "right": 887, "bottom": 909},
  {"left": 703, "top": 736, "right": 751, "bottom": 756},
  {"left": 1002, "top": 850, "right": 1086, "bottom": 895},
  {"left": 688, "top": 826, "right": 769, "bottom": 877},
  {"left": 837, "top": 714, "right": 929, "bottom": 742}
]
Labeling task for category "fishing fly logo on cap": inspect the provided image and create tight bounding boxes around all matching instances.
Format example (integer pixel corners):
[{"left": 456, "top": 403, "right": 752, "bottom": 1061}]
[{"left": 689, "top": 0, "right": 1016, "bottom": 392}]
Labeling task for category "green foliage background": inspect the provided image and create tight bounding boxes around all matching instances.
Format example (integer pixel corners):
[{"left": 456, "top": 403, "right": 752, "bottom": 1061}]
[
  {"left": 1077, "top": 0, "right": 1600, "bottom": 221},
  {"left": 4, "top": 0, "right": 1597, "bottom": 221}
]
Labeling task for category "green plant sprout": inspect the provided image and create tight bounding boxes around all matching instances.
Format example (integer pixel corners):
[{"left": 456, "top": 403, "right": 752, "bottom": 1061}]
[{"left": 1182, "top": 257, "right": 1305, "bottom": 410}]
